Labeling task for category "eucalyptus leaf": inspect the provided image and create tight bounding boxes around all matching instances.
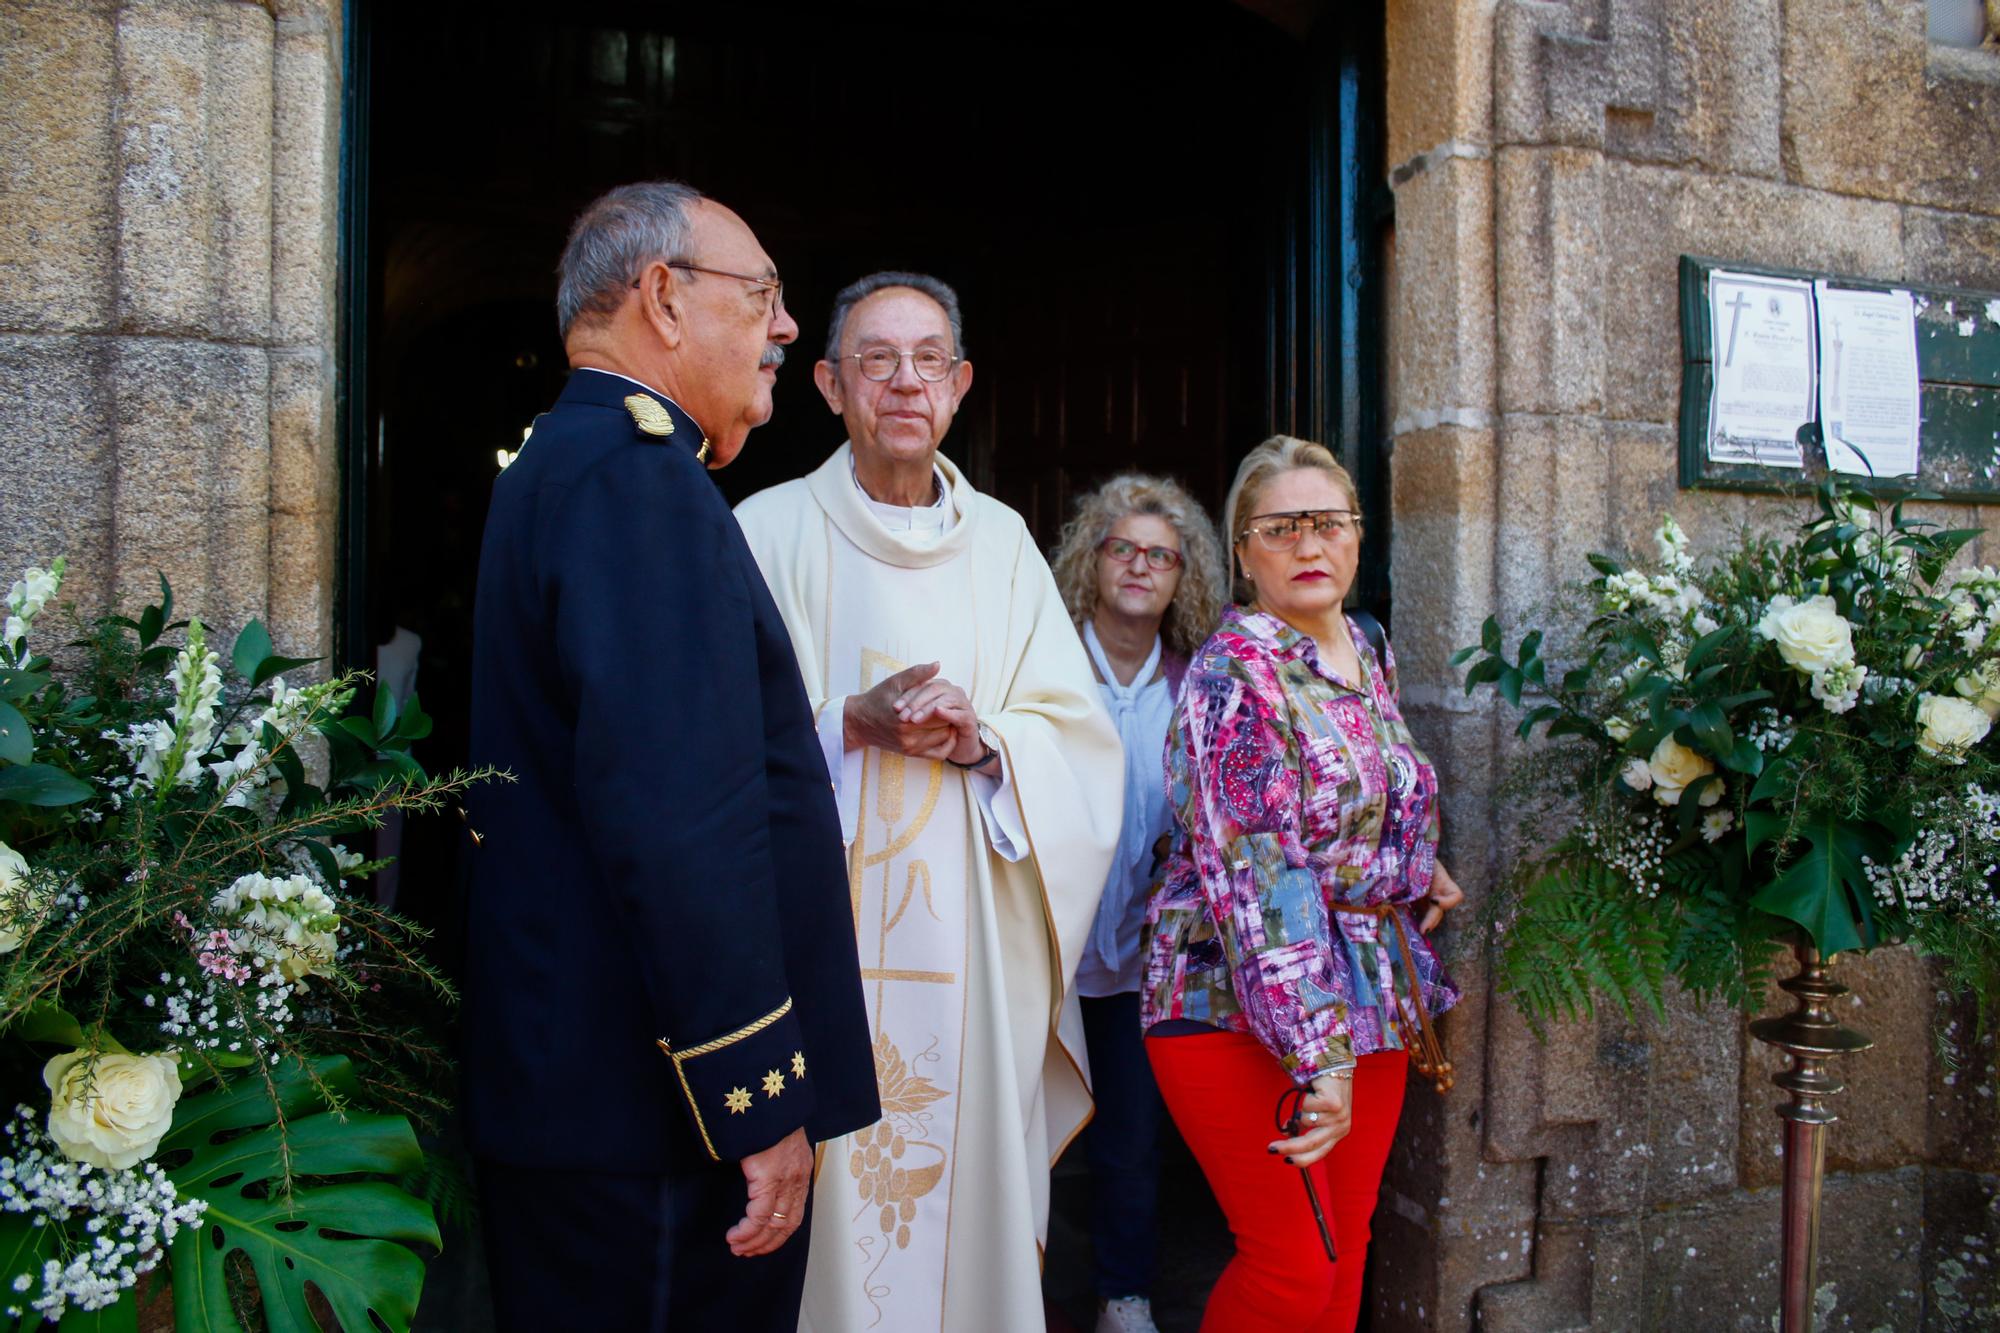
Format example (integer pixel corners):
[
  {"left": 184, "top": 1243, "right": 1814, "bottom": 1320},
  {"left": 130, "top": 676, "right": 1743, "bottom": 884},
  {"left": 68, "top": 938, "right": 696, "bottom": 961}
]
[
  {"left": 1463, "top": 657, "right": 1505, "bottom": 695},
  {"left": 0, "top": 700, "right": 30, "bottom": 765},
  {"left": 0, "top": 762, "right": 92, "bottom": 807},
  {"left": 253, "top": 654, "right": 319, "bottom": 688},
  {"left": 1682, "top": 624, "right": 1738, "bottom": 675},
  {"left": 1689, "top": 701, "right": 1732, "bottom": 759},
  {"left": 1748, "top": 759, "right": 1797, "bottom": 804},
  {"left": 231, "top": 620, "right": 275, "bottom": 683},
  {"left": 372, "top": 685, "right": 401, "bottom": 740}
]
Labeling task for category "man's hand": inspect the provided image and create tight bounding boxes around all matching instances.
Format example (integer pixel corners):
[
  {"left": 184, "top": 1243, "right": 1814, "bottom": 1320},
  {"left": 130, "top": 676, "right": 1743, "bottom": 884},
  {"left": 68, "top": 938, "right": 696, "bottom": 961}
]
[
  {"left": 726, "top": 1126, "right": 812, "bottom": 1257},
  {"left": 844, "top": 662, "right": 976, "bottom": 763},
  {"left": 892, "top": 674, "right": 988, "bottom": 768}
]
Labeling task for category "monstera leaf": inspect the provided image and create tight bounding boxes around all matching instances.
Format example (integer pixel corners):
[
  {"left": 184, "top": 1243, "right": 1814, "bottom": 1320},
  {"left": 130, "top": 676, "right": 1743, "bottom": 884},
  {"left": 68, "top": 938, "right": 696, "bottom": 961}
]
[{"left": 162, "top": 1056, "right": 439, "bottom": 1333}]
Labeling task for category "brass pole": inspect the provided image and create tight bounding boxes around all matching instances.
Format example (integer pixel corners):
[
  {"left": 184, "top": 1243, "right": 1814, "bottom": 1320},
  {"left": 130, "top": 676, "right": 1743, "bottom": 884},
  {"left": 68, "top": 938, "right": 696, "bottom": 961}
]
[{"left": 1747, "top": 940, "right": 1873, "bottom": 1333}]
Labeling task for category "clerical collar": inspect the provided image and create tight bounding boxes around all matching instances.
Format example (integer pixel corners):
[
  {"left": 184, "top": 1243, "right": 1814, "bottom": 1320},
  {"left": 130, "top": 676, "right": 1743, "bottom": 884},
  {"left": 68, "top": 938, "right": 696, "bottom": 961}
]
[{"left": 850, "top": 455, "right": 951, "bottom": 540}]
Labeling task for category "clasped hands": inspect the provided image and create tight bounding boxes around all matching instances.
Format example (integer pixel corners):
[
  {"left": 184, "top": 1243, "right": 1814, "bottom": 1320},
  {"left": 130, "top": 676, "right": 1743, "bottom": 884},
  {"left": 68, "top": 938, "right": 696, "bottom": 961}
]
[{"left": 843, "top": 662, "right": 991, "bottom": 769}]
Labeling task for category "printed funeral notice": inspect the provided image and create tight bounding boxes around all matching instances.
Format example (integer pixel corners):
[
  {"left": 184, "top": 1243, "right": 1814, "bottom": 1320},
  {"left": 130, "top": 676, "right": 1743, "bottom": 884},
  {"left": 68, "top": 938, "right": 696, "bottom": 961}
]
[
  {"left": 1816, "top": 282, "right": 1921, "bottom": 479},
  {"left": 1707, "top": 271, "right": 1815, "bottom": 467}
]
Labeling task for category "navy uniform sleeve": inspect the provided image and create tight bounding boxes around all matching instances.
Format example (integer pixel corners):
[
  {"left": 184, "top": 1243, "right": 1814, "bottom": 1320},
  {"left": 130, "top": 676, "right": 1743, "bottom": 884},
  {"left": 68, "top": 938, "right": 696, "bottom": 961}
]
[{"left": 547, "top": 444, "right": 815, "bottom": 1161}]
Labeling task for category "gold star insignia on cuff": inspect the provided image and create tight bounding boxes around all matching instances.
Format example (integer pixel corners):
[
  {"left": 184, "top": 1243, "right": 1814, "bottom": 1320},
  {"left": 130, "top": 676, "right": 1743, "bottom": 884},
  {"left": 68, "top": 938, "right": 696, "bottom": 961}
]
[
  {"left": 791, "top": 1051, "right": 806, "bottom": 1080},
  {"left": 724, "top": 1087, "right": 752, "bottom": 1115},
  {"left": 761, "top": 1070, "right": 786, "bottom": 1098}
]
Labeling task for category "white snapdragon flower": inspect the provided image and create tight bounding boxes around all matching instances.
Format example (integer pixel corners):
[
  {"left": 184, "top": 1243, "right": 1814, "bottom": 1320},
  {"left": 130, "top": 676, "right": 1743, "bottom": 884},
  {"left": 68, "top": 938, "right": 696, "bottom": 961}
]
[
  {"left": 1916, "top": 693, "right": 1992, "bottom": 763},
  {"left": 1655, "top": 514, "right": 1694, "bottom": 575},
  {"left": 1605, "top": 715, "right": 1635, "bottom": 743},
  {"left": 211, "top": 871, "right": 341, "bottom": 986},
  {"left": 1600, "top": 570, "right": 1653, "bottom": 615},
  {"left": 2, "top": 559, "right": 64, "bottom": 656},
  {"left": 117, "top": 622, "right": 224, "bottom": 793}
]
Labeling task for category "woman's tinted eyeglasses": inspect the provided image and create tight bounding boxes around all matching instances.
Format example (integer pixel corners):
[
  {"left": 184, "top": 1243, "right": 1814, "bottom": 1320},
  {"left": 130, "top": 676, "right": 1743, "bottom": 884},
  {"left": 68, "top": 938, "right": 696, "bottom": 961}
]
[
  {"left": 1098, "top": 537, "right": 1184, "bottom": 571},
  {"left": 1239, "top": 509, "right": 1361, "bottom": 552}
]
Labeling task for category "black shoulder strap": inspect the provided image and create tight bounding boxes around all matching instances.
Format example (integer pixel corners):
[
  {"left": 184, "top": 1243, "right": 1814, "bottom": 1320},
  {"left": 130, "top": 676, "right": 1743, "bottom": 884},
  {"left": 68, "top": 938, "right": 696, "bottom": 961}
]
[{"left": 1349, "top": 608, "right": 1387, "bottom": 659}]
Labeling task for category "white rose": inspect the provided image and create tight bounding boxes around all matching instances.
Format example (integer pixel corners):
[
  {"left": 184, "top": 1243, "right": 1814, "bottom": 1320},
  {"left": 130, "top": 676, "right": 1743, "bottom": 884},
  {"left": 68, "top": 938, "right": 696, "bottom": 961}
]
[
  {"left": 1619, "top": 757, "right": 1653, "bottom": 792},
  {"left": 1956, "top": 664, "right": 2000, "bottom": 721},
  {"left": 1756, "top": 595, "right": 1855, "bottom": 675},
  {"left": 43, "top": 1049, "right": 183, "bottom": 1169},
  {"left": 1605, "top": 716, "right": 1635, "bottom": 743},
  {"left": 0, "top": 842, "right": 31, "bottom": 953},
  {"left": 1916, "top": 693, "right": 1992, "bottom": 763},
  {"left": 1648, "top": 735, "right": 1720, "bottom": 807}
]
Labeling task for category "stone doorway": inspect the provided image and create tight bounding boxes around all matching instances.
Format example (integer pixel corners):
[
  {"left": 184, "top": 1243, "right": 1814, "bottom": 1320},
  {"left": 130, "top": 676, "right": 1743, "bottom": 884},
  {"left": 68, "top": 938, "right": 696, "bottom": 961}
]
[{"left": 347, "top": 3, "right": 1389, "bottom": 1327}]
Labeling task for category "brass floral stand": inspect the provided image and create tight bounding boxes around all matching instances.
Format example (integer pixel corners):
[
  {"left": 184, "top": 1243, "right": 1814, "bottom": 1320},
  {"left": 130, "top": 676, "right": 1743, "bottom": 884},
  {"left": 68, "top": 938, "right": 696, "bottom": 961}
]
[{"left": 1748, "top": 939, "right": 1873, "bottom": 1333}]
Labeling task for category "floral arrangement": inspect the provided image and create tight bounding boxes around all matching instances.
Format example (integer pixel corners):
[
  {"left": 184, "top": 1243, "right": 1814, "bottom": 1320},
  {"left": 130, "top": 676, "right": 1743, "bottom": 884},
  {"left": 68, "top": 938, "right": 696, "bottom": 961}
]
[
  {"left": 1455, "top": 484, "right": 2000, "bottom": 1034},
  {"left": 0, "top": 560, "right": 488, "bottom": 1330}
]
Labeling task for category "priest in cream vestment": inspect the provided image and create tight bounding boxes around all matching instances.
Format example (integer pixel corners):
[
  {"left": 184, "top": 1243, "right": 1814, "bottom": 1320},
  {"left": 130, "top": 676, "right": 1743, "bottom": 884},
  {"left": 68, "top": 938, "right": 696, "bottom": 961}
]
[{"left": 735, "top": 272, "right": 1121, "bottom": 1332}]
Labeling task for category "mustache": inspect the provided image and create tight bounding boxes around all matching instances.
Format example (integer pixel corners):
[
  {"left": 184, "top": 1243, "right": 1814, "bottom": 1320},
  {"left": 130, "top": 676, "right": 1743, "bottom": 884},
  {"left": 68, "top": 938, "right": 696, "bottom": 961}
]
[{"left": 760, "top": 343, "right": 786, "bottom": 369}]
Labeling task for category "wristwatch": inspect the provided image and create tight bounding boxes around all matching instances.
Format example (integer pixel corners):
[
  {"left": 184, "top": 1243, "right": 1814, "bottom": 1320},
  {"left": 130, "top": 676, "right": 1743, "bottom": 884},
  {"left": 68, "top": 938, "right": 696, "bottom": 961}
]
[{"left": 947, "top": 722, "right": 1000, "bottom": 771}]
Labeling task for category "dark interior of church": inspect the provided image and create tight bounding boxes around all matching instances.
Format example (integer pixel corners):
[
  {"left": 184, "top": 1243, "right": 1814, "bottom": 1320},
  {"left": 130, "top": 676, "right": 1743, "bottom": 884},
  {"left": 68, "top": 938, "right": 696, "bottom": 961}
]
[{"left": 355, "top": 3, "right": 1383, "bottom": 1326}]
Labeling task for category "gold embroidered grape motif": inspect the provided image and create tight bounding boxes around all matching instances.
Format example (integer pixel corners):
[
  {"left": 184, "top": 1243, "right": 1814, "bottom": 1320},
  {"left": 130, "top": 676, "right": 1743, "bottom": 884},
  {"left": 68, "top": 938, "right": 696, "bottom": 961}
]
[{"left": 849, "top": 1034, "right": 947, "bottom": 1250}]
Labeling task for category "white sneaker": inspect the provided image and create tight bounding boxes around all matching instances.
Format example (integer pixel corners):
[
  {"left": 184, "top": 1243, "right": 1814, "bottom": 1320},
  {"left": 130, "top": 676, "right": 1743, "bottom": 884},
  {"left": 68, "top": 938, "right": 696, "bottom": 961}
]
[{"left": 1095, "top": 1295, "right": 1160, "bottom": 1333}]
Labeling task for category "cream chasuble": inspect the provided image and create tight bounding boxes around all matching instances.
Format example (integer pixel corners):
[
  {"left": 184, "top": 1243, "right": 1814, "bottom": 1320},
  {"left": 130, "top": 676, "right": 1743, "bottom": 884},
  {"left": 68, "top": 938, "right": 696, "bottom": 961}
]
[{"left": 736, "top": 445, "right": 1121, "bottom": 1332}]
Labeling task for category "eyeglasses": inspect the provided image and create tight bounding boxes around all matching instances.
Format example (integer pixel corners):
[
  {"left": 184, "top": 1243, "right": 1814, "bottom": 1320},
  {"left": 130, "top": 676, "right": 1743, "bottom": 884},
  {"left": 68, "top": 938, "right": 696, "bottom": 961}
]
[
  {"left": 631, "top": 261, "right": 784, "bottom": 314},
  {"left": 845, "top": 347, "right": 962, "bottom": 383},
  {"left": 1098, "top": 537, "right": 1184, "bottom": 571},
  {"left": 1239, "top": 509, "right": 1361, "bottom": 551}
]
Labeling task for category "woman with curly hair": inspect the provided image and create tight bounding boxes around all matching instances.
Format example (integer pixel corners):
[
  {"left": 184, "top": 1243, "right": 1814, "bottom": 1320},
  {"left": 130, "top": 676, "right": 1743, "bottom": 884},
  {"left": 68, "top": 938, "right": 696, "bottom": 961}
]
[{"left": 1049, "top": 472, "right": 1226, "bottom": 1333}]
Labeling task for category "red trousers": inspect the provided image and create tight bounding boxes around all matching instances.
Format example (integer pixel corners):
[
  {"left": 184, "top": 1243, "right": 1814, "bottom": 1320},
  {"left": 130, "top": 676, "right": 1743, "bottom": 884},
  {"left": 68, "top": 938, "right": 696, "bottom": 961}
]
[{"left": 1147, "top": 1031, "right": 1408, "bottom": 1333}]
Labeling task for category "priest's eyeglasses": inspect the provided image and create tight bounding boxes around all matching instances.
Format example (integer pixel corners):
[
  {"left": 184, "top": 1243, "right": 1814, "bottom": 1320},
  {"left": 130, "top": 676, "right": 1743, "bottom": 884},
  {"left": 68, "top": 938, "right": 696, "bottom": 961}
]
[
  {"left": 1098, "top": 537, "right": 1185, "bottom": 571},
  {"left": 1240, "top": 510, "right": 1362, "bottom": 551},
  {"left": 846, "top": 346, "right": 962, "bottom": 383},
  {"left": 632, "top": 262, "right": 784, "bottom": 314}
]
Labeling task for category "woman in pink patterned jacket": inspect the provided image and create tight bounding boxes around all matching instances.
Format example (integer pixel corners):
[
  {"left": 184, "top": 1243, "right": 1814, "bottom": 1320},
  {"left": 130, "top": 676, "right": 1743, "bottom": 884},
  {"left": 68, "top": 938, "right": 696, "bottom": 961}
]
[{"left": 1142, "top": 435, "right": 1465, "bottom": 1333}]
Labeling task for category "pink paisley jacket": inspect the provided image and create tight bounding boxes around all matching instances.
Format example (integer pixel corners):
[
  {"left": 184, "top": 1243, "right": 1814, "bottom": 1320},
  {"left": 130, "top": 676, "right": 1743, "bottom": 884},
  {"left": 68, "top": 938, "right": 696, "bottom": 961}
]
[{"left": 1142, "top": 604, "right": 1461, "bottom": 1084}]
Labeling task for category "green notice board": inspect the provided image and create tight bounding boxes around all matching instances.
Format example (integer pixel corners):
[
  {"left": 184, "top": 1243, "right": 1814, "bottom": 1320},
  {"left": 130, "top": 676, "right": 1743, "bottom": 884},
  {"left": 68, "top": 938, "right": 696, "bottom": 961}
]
[{"left": 1678, "top": 254, "right": 2000, "bottom": 500}]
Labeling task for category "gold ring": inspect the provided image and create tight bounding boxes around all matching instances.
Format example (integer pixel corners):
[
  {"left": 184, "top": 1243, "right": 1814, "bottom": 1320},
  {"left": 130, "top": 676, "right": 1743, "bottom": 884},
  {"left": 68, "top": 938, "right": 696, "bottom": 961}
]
[{"left": 769, "top": 1212, "right": 788, "bottom": 1223}]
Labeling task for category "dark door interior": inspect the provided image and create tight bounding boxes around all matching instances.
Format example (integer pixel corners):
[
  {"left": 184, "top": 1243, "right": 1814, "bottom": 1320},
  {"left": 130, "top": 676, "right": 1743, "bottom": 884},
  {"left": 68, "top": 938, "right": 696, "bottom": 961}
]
[{"left": 348, "top": 0, "right": 1386, "bottom": 939}]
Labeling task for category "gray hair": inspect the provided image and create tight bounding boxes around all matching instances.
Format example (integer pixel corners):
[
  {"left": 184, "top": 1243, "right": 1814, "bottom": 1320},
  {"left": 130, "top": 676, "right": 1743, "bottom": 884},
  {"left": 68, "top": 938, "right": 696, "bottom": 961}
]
[
  {"left": 823, "top": 271, "right": 966, "bottom": 363},
  {"left": 554, "top": 180, "right": 706, "bottom": 338}
]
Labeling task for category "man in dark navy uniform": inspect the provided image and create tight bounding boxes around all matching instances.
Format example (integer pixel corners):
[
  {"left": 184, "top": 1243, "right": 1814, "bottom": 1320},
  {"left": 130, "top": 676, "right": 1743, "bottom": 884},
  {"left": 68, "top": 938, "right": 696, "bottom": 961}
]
[{"left": 464, "top": 181, "right": 878, "bottom": 1330}]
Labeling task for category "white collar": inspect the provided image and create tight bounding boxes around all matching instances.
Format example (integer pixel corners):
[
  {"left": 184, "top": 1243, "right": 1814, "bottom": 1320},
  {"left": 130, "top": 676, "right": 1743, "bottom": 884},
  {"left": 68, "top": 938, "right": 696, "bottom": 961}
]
[{"left": 849, "top": 455, "right": 950, "bottom": 535}]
